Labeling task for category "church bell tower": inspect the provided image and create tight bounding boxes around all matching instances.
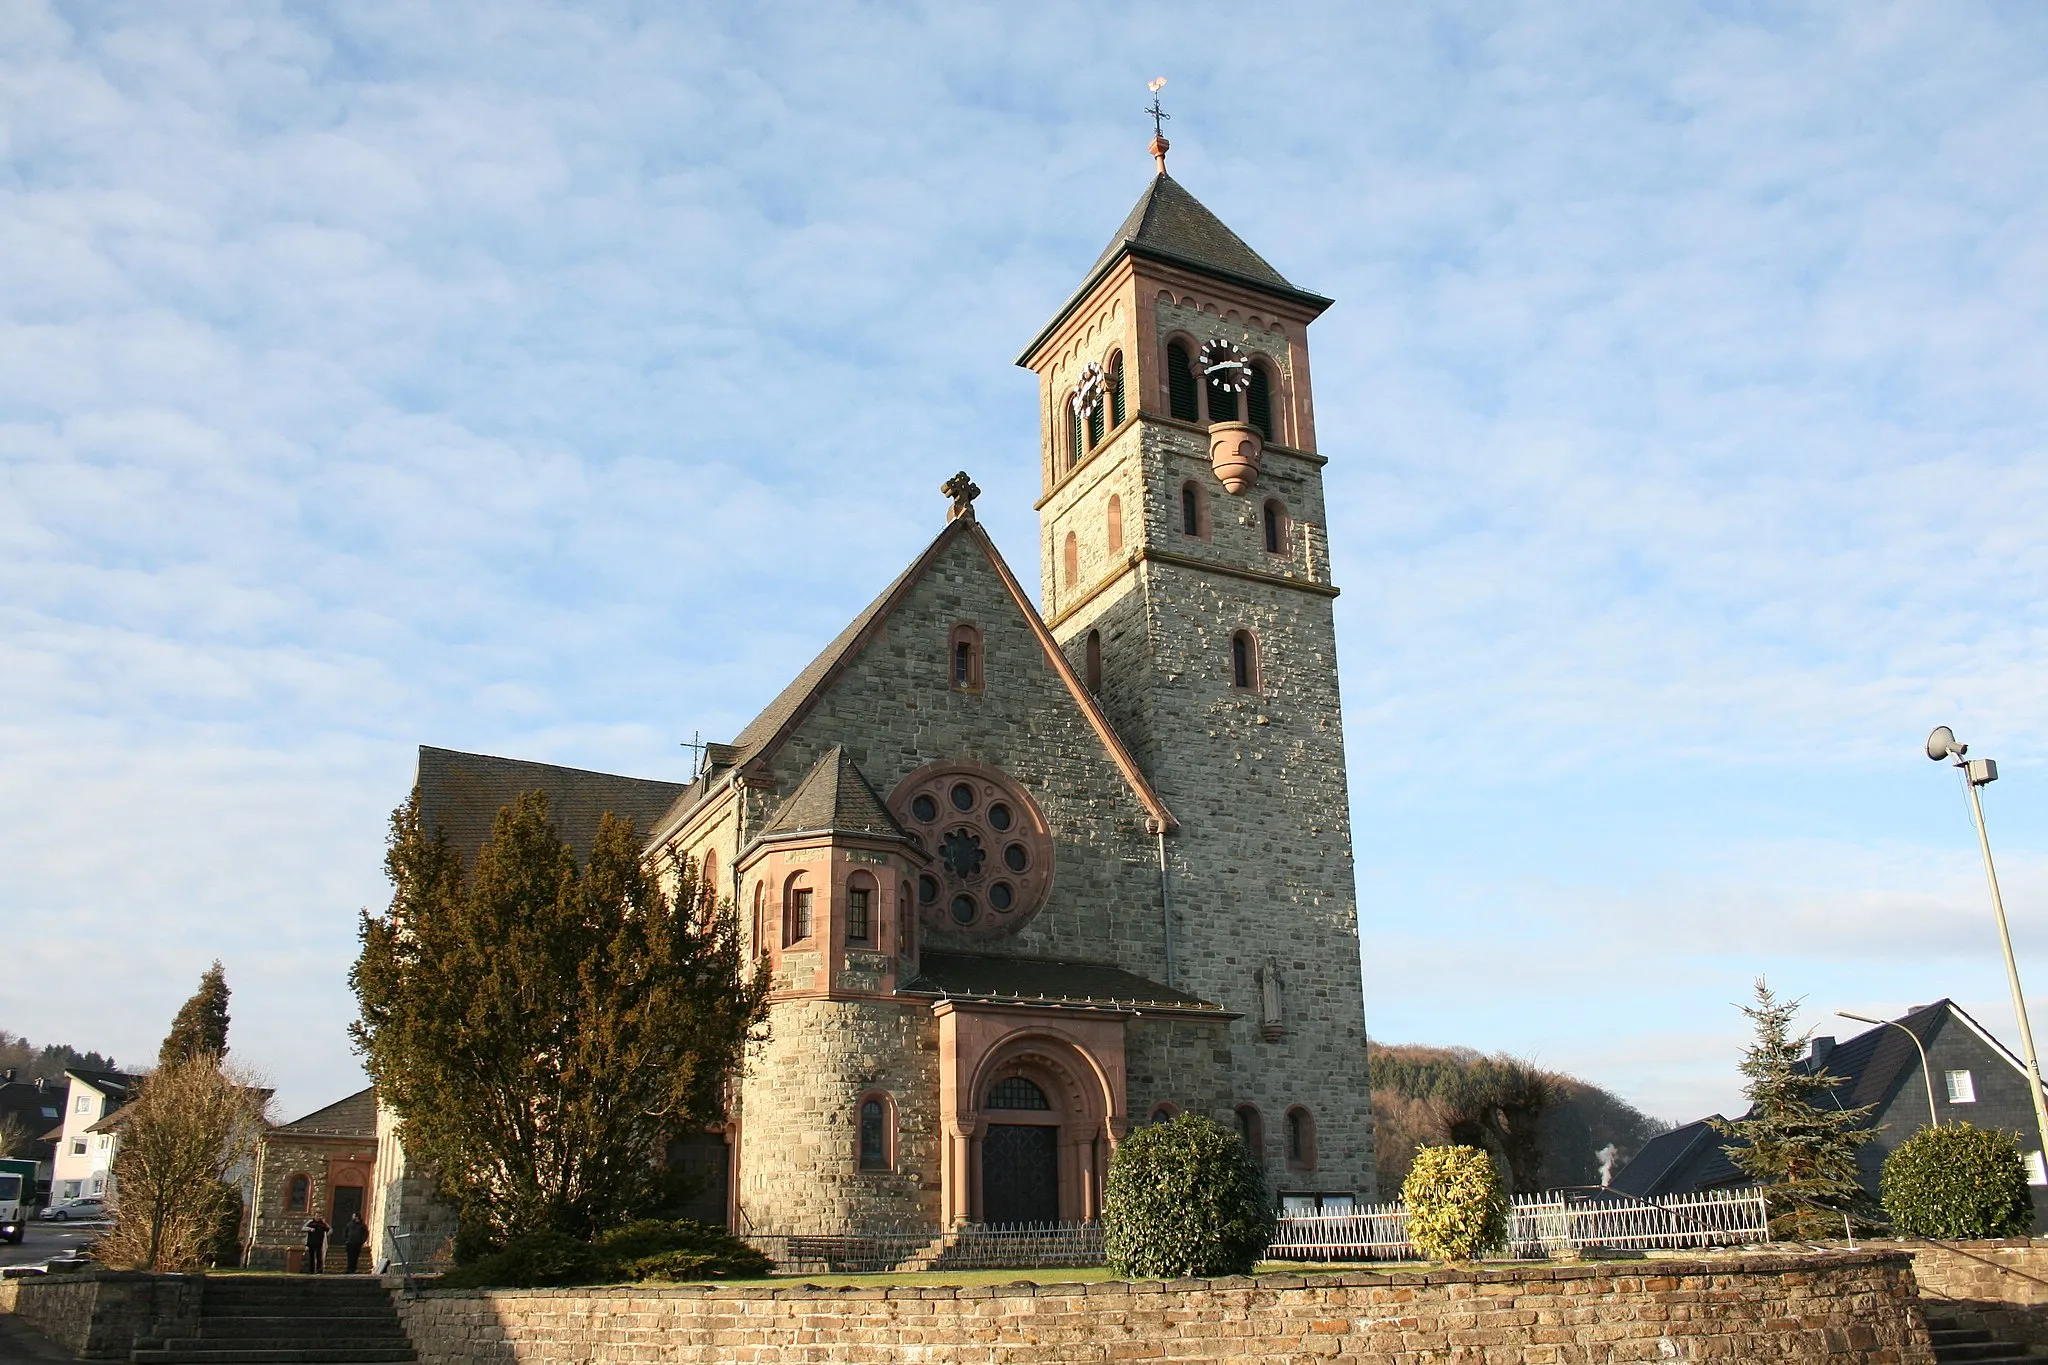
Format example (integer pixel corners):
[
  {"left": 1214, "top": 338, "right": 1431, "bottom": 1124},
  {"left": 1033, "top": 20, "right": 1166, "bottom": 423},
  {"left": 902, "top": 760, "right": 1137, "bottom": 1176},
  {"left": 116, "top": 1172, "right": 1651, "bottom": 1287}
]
[{"left": 1015, "top": 136, "right": 1376, "bottom": 1200}]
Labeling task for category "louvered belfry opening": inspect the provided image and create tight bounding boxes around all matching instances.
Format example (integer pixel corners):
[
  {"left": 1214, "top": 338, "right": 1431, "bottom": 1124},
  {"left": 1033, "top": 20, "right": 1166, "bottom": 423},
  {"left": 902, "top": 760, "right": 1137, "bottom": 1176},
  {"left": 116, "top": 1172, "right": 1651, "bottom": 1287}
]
[
  {"left": 1166, "top": 341, "right": 1198, "bottom": 421},
  {"left": 1207, "top": 370, "right": 1239, "bottom": 422},
  {"left": 1247, "top": 364, "right": 1273, "bottom": 439}
]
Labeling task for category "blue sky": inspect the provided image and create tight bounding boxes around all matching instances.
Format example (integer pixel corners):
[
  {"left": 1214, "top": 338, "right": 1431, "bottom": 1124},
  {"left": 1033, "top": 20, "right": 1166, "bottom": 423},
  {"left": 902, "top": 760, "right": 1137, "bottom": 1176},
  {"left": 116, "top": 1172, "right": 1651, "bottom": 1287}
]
[{"left": 4, "top": 1, "right": 2047, "bottom": 1134}]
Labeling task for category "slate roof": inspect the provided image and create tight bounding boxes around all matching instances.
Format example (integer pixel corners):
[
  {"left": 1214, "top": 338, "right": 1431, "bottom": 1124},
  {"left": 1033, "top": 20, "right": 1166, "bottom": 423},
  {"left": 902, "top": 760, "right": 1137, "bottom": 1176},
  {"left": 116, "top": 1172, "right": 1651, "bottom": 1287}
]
[
  {"left": 899, "top": 951, "right": 1223, "bottom": 1013},
  {"left": 273, "top": 1086, "right": 377, "bottom": 1139},
  {"left": 415, "top": 746, "right": 687, "bottom": 866},
  {"left": 1088, "top": 173, "right": 1297, "bottom": 294},
  {"left": 754, "top": 747, "right": 913, "bottom": 845}
]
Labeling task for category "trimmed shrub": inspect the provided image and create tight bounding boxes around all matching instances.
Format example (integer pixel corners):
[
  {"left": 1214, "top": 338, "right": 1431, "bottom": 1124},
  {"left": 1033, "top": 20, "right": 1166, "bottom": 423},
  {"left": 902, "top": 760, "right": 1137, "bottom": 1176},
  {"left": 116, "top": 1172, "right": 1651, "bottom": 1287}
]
[
  {"left": 1103, "top": 1113, "right": 1275, "bottom": 1278},
  {"left": 438, "top": 1219, "right": 769, "bottom": 1288},
  {"left": 1402, "top": 1144, "right": 1509, "bottom": 1261},
  {"left": 1881, "top": 1122, "right": 2034, "bottom": 1239}
]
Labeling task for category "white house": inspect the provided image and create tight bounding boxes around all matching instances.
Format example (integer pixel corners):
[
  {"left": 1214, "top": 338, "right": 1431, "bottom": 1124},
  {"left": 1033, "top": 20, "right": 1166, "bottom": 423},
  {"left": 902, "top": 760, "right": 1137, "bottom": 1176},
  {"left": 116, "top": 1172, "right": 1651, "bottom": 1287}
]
[{"left": 49, "top": 1069, "right": 138, "bottom": 1203}]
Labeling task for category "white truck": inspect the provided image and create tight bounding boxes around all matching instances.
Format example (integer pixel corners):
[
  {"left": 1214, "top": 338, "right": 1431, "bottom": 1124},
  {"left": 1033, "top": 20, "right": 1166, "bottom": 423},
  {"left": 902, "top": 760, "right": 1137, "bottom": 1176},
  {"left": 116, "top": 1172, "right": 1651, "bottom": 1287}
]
[{"left": 0, "top": 1162, "right": 30, "bottom": 1244}]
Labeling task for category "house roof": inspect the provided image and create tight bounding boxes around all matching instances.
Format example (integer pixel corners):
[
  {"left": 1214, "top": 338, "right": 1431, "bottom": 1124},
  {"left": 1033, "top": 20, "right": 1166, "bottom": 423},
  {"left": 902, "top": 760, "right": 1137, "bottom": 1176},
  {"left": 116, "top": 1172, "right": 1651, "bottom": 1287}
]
[
  {"left": 653, "top": 514, "right": 1174, "bottom": 844},
  {"left": 415, "top": 746, "right": 687, "bottom": 866},
  {"left": 899, "top": 951, "right": 1223, "bottom": 1013},
  {"left": 1018, "top": 173, "right": 1331, "bottom": 366},
  {"left": 753, "top": 747, "right": 913, "bottom": 847},
  {"left": 65, "top": 1069, "right": 139, "bottom": 1099},
  {"left": 1608, "top": 999, "right": 2016, "bottom": 1198},
  {"left": 273, "top": 1086, "right": 376, "bottom": 1139}
]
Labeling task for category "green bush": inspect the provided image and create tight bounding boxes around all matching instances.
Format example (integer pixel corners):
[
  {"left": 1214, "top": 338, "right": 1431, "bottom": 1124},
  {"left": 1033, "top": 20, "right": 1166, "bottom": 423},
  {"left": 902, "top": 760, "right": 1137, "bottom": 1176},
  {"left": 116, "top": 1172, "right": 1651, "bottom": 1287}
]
[
  {"left": 1881, "top": 1122, "right": 2034, "bottom": 1240},
  {"left": 1102, "top": 1113, "right": 1274, "bottom": 1278},
  {"left": 1402, "top": 1144, "right": 1509, "bottom": 1261},
  {"left": 438, "top": 1219, "right": 769, "bottom": 1288}
]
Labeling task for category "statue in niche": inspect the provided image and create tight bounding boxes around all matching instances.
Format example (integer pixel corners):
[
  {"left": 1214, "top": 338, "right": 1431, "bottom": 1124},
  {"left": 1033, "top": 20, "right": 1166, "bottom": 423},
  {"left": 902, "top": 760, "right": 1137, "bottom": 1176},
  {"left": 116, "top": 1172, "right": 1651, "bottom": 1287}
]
[{"left": 1257, "top": 963, "right": 1284, "bottom": 1042}]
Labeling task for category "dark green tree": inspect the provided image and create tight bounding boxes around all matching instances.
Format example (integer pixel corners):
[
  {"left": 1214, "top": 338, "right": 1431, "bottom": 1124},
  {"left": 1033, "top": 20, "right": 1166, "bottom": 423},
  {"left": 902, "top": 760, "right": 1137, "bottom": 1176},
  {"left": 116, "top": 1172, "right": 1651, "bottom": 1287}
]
[
  {"left": 1881, "top": 1122, "right": 2034, "bottom": 1239},
  {"left": 159, "top": 961, "right": 231, "bottom": 1066},
  {"left": 350, "top": 788, "right": 768, "bottom": 1248},
  {"left": 1102, "top": 1113, "right": 1274, "bottom": 1277},
  {"left": 1709, "top": 979, "right": 1878, "bottom": 1239}
]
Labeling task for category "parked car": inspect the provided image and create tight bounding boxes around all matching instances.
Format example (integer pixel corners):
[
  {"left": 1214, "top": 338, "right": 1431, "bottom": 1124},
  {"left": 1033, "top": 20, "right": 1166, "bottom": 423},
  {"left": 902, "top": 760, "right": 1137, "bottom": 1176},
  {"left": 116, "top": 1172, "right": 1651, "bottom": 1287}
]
[{"left": 40, "top": 1197, "right": 107, "bottom": 1221}]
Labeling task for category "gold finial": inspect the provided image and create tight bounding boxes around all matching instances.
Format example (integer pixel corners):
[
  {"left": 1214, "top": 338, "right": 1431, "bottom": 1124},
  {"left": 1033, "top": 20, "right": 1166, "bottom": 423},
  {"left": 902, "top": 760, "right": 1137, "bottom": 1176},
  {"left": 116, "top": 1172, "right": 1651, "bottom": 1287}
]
[
  {"left": 942, "top": 471, "right": 981, "bottom": 522},
  {"left": 1146, "top": 77, "right": 1170, "bottom": 175}
]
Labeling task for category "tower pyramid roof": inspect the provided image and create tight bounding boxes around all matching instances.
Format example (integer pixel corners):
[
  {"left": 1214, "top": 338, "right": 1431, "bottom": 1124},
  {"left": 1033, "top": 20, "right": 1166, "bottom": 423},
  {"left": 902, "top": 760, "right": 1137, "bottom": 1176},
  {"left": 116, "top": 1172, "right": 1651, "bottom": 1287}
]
[
  {"left": 755, "top": 745, "right": 911, "bottom": 844},
  {"left": 1087, "top": 172, "right": 1296, "bottom": 293}
]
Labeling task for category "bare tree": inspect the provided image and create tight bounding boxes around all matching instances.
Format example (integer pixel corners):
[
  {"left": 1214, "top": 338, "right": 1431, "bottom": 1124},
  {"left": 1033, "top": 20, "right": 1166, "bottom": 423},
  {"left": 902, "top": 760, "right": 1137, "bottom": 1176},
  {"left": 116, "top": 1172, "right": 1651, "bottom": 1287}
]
[{"left": 100, "top": 1058, "right": 272, "bottom": 1271}]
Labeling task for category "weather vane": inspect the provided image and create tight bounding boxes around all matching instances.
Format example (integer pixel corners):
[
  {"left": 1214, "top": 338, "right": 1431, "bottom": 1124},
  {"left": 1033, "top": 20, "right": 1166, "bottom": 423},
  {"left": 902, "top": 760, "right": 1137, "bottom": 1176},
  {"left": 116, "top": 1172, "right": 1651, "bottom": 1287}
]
[{"left": 1146, "top": 77, "right": 1171, "bottom": 174}]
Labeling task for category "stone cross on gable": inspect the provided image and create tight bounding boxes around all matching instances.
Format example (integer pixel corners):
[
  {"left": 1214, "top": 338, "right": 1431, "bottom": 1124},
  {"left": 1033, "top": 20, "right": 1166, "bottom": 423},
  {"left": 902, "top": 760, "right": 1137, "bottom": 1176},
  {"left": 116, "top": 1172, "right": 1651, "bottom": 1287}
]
[{"left": 943, "top": 471, "right": 981, "bottom": 522}]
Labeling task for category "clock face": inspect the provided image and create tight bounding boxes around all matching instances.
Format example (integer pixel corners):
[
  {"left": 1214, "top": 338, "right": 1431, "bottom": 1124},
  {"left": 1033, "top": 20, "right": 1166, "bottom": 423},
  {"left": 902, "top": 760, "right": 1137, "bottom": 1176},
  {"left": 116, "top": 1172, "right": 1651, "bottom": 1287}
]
[
  {"left": 1070, "top": 361, "right": 1107, "bottom": 417},
  {"left": 1198, "top": 338, "right": 1252, "bottom": 393}
]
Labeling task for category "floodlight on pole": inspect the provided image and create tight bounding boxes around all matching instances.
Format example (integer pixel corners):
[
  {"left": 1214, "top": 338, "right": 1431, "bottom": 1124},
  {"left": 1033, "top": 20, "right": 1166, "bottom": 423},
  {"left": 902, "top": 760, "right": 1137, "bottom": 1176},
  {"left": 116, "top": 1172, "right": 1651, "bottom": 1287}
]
[
  {"left": 1836, "top": 1010, "right": 1938, "bottom": 1132},
  {"left": 1926, "top": 725, "right": 2048, "bottom": 1159}
]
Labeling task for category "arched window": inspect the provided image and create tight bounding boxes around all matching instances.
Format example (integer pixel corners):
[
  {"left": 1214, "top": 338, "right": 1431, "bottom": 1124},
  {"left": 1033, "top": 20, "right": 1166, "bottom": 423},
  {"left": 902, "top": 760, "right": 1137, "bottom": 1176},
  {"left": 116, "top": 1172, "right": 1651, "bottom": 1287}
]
[
  {"left": 698, "top": 850, "right": 718, "bottom": 915},
  {"left": 1166, "top": 341, "right": 1199, "bottom": 421},
  {"left": 1106, "top": 494, "right": 1123, "bottom": 554},
  {"left": 751, "top": 883, "right": 767, "bottom": 957},
  {"left": 986, "top": 1076, "right": 1052, "bottom": 1110},
  {"left": 1247, "top": 363, "right": 1274, "bottom": 440},
  {"left": 1148, "top": 1102, "right": 1179, "bottom": 1125},
  {"left": 1063, "top": 531, "right": 1079, "bottom": 586},
  {"left": 1262, "top": 499, "right": 1288, "bottom": 555},
  {"left": 846, "top": 873, "right": 875, "bottom": 945},
  {"left": 1066, "top": 403, "right": 1084, "bottom": 473},
  {"left": 1231, "top": 630, "right": 1260, "bottom": 691},
  {"left": 1107, "top": 351, "right": 1126, "bottom": 426},
  {"left": 950, "top": 623, "right": 983, "bottom": 692},
  {"left": 1285, "top": 1106, "right": 1316, "bottom": 1172},
  {"left": 783, "top": 876, "right": 813, "bottom": 947},
  {"left": 285, "top": 1173, "right": 311, "bottom": 1214},
  {"left": 899, "top": 881, "right": 915, "bottom": 959},
  {"left": 1180, "top": 481, "right": 1206, "bottom": 539},
  {"left": 1084, "top": 629, "right": 1102, "bottom": 693},
  {"left": 1235, "top": 1105, "right": 1265, "bottom": 1159},
  {"left": 858, "top": 1093, "right": 894, "bottom": 1171}
]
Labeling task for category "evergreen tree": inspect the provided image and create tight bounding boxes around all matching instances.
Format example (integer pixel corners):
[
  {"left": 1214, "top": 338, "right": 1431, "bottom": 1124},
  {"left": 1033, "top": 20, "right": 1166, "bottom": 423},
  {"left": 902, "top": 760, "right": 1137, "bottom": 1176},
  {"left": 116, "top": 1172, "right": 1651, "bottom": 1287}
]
[
  {"left": 1709, "top": 979, "right": 1879, "bottom": 1239},
  {"left": 350, "top": 788, "right": 769, "bottom": 1248},
  {"left": 159, "top": 961, "right": 231, "bottom": 1067}
]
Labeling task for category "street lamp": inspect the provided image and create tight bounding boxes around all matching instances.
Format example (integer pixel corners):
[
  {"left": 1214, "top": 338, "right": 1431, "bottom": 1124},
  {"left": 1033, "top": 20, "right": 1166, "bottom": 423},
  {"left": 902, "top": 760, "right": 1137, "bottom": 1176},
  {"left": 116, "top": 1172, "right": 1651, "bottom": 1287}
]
[
  {"left": 1836, "top": 1010, "right": 1938, "bottom": 1132},
  {"left": 1926, "top": 725, "right": 2048, "bottom": 1159}
]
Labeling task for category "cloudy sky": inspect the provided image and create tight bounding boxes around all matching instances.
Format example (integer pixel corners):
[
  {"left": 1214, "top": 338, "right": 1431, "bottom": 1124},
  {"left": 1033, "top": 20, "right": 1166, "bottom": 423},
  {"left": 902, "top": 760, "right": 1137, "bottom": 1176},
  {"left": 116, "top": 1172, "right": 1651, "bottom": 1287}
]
[{"left": 4, "top": 1, "right": 2046, "bottom": 1135}]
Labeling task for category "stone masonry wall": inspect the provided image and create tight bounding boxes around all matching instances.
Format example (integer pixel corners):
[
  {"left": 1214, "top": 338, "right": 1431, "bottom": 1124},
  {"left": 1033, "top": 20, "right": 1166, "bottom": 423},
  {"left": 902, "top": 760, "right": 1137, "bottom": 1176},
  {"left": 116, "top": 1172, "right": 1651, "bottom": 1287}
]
[
  {"left": 734, "top": 997, "right": 940, "bottom": 1235},
  {"left": 389, "top": 1252, "right": 1935, "bottom": 1365},
  {"left": 0, "top": 1271, "right": 202, "bottom": 1361}
]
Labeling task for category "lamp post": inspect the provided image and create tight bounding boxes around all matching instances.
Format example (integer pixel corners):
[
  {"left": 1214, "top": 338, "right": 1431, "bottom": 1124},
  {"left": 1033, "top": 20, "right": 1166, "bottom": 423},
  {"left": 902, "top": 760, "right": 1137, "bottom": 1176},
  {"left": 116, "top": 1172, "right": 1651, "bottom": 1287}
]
[
  {"left": 1926, "top": 726, "right": 2048, "bottom": 1160},
  {"left": 1836, "top": 1010, "right": 1938, "bottom": 1132}
]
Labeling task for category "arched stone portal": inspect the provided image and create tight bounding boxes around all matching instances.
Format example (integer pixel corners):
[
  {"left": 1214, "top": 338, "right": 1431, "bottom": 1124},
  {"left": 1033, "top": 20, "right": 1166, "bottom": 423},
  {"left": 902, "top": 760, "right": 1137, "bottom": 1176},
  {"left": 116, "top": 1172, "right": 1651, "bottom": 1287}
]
[{"left": 934, "top": 1002, "right": 1128, "bottom": 1225}]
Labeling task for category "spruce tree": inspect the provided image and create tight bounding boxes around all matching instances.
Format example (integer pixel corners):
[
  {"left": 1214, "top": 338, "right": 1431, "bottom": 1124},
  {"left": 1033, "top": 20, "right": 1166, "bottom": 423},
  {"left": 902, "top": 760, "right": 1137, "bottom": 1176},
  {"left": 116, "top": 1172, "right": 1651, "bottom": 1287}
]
[
  {"left": 1709, "top": 979, "right": 1878, "bottom": 1239},
  {"left": 159, "top": 961, "right": 231, "bottom": 1067},
  {"left": 350, "top": 788, "right": 769, "bottom": 1247}
]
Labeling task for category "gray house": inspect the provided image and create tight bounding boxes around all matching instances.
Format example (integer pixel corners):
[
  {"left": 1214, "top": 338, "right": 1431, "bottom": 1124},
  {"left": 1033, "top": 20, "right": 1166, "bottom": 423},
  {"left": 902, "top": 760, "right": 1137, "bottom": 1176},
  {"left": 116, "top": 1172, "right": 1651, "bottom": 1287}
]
[{"left": 1610, "top": 1000, "right": 2048, "bottom": 1230}]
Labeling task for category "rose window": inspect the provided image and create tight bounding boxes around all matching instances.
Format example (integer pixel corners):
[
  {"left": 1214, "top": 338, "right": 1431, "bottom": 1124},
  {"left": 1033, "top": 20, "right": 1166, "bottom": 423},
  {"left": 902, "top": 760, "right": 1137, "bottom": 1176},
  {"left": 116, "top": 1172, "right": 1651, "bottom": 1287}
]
[{"left": 888, "top": 762, "right": 1054, "bottom": 935}]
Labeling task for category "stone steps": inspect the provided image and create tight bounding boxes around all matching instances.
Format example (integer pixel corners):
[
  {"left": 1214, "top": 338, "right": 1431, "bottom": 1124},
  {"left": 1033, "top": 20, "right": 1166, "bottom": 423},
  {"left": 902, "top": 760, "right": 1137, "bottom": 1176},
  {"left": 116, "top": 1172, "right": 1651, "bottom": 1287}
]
[
  {"left": 129, "top": 1276, "right": 417, "bottom": 1365},
  {"left": 1925, "top": 1314, "right": 2041, "bottom": 1364}
]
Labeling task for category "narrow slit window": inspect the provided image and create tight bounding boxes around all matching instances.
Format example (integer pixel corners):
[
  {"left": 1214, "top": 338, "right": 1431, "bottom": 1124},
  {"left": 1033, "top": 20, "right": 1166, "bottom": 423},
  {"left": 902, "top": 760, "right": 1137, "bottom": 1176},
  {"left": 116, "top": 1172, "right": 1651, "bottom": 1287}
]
[
  {"left": 1262, "top": 500, "right": 1287, "bottom": 555},
  {"left": 858, "top": 1096, "right": 890, "bottom": 1171},
  {"left": 1106, "top": 494, "right": 1123, "bottom": 554},
  {"left": 1285, "top": 1107, "right": 1316, "bottom": 1171},
  {"left": 1181, "top": 482, "right": 1204, "bottom": 538},
  {"left": 951, "top": 623, "right": 983, "bottom": 691},
  {"left": 1231, "top": 630, "right": 1259, "bottom": 690},
  {"left": 1063, "top": 531, "right": 1079, "bottom": 586},
  {"left": 1166, "top": 341, "right": 1199, "bottom": 421},
  {"left": 1084, "top": 629, "right": 1102, "bottom": 693}
]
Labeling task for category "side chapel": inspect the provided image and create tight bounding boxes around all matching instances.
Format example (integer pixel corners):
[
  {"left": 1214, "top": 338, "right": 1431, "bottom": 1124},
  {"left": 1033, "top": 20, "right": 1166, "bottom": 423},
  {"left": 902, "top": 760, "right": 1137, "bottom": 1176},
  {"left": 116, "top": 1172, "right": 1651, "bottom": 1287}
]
[{"left": 369, "top": 140, "right": 1376, "bottom": 1254}]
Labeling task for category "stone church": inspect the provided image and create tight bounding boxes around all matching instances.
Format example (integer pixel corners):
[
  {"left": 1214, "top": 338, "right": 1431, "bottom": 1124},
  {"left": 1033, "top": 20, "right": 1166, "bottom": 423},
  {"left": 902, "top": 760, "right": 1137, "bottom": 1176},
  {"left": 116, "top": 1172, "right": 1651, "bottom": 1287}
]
[{"left": 369, "top": 147, "right": 1376, "bottom": 1252}]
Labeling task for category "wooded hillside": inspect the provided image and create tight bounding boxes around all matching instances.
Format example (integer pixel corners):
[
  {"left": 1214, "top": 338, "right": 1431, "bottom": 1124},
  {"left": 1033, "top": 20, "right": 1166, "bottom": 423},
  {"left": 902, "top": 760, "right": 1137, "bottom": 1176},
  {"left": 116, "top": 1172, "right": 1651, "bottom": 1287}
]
[{"left": 1369, "top": 1043, "right": 1671, "bottom": 1197}]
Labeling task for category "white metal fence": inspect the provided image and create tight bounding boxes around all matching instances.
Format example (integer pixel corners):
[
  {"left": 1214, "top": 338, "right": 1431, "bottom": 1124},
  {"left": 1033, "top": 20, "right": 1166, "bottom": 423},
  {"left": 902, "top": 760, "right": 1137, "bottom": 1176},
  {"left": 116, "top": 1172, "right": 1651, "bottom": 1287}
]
[{"left": 1266, "top": 1187, "right": 1772, "bottom": 1262}]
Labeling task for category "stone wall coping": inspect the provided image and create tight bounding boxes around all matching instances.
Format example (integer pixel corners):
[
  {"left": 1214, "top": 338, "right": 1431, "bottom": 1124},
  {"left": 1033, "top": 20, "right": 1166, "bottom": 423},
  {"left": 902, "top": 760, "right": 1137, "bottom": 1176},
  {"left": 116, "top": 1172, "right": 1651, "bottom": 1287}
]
[{"left": 404, "top": 1248, "right": 1915, "bottom": 1304}]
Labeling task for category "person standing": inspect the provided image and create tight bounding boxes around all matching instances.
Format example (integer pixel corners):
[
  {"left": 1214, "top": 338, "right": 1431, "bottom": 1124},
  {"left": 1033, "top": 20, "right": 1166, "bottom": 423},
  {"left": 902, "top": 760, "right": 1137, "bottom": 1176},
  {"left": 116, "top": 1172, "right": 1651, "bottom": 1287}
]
[
  {"left": 341, "top": 1213, "right": 369, "bottom": 1274},
  {"left": 302, "top": 1215, "right": 330, "bottom": 1274}
]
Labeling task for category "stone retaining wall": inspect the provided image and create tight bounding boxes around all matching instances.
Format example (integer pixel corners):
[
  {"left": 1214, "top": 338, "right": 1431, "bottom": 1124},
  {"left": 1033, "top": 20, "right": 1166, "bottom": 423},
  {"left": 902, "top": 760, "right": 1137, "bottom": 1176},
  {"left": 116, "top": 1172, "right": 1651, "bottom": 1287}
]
[
  {"left": 0, "top": 1270, "right": 202, "bottom": 1360},
  {"left": 1887, "top": 1237, "right": 2048, "bottom": 1350},
  {"left": 395, "top": 1251, "right": 1935, "bottom": 1364}
]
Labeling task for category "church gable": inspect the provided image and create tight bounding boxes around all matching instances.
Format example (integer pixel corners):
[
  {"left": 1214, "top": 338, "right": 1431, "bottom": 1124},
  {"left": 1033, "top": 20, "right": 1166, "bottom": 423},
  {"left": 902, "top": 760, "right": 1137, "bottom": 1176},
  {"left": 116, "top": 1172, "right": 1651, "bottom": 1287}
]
[{"left": 749, "top": 517, "right": 1170, "bottom": 969}]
